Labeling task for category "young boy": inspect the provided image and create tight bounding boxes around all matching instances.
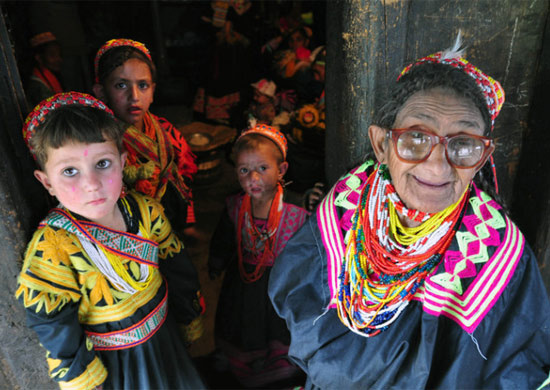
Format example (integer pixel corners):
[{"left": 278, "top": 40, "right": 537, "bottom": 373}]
[{"left": 16, "top": 92, "right": 204, "bottom": 389}]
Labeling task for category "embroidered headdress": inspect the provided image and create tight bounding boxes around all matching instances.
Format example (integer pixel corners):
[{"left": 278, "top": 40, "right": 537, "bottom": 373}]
[
  {"left": 251, "top": 79, "right": 277, "bottom": 98},
  {"left": 30, "top": 32, "right": 57, "bottom": 48},
  {"left": 94, "top": 38, "right": 151, "bottom": 83},
  {"left": 398, "top": 33, "right": 505, "bottom": 131},
  {"left": 22, "top": 92, "right": 114, "bottom": 157},
  {"left": 238, "top": 123, "right": 288, "bottom": 160}
]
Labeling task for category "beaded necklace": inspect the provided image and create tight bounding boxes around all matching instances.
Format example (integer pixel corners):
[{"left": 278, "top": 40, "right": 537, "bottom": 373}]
[
  {"left": 237, "top": 183, "right": 284, "bottom": 283},
  {"left": 337, "top": 164, "right": 467, "bottom": 337}
]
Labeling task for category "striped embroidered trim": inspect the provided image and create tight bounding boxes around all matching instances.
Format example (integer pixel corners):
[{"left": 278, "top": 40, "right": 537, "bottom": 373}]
[
  {"left": 422, "top": 215, "right": 523, "bottom": 332},
  {"left": 317, "top": 181, "right": 343, "bottom": 308},
  {"left": 85, "top": 288, "right": 167, "bottom": 350},
  {"left": 317, "top": 161, "right": 372, "bottom": 307},
  {"left": 58, "top": 356, "right": 107, "bottom": 390},
  {"left": 41, "top": 207, "right": 159, "bottom": 267}
]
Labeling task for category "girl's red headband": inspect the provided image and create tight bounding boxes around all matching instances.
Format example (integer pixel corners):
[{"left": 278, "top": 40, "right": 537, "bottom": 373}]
[{"left": 94, "top": 38, "right": 152, "bottom": 83}]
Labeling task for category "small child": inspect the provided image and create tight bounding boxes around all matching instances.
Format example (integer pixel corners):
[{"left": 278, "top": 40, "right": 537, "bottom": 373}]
[
  {"left": 208, "top": 124, "right": 308, "bottom": 388},
  {"left": 92, "top": 39, "right": 197, "bottom": 235},
  {"left": 16, "top": 92, "right": 205, "bottom": 389}
]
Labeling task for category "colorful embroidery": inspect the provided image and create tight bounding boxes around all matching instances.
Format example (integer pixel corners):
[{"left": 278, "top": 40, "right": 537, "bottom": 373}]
[
  {"left": 317, "top": 161, "right": 373, "bottom": 306},
  {"left": 422, "top": 186, "right": 523, "bottom": 333},
  {"left": 56, "top": 356, "right": 107, "bottom": 390},
  {"left": 86, "top": 290, "right": 167, "bottom": 350},
  {"left": 319, "top": 165, "right": 524, "bottom": 334},
  {"left": 16, "top": 193, "right": 173, "bottom": 322},
  {"left": 41, "top": 207, "right": 159, "bottom": 267},
  {"left": 124, "top": 112, "right": 192, "bottom": 203}
]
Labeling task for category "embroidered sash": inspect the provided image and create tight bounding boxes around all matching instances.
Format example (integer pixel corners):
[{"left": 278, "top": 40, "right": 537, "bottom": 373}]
[
  {"left": 41, "top": 207, "right": 159, "bottom": 267},
  {"left": 124, "top": 112, "right": 191, "bottom": 201},
  {"left": 317, "top": 163, "right": 525, "bottom": 333},
  {"left": 85, "top": 288, "right": 168, "bottom": 350}
]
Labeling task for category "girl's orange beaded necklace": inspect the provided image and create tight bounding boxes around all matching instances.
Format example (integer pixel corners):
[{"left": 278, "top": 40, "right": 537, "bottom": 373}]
[{"left": 237, "top": 183, "right": 284, "bottom": 283}]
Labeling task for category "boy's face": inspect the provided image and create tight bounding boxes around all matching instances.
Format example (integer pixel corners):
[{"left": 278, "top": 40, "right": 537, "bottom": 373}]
[
  {"left": 94, "top": 58, "right": 155, "bottom": 132},
  {"left": 36, "top": 43, "right": 62, "bottom": 73},
  {"left": 34, "top": 139, "right": 127, "bottom": 227},
  {"left": 253, "top": 89, "right": 270, "bottom": 105},
  {"left": 236, "top": 141, "right": 288, "bottom": 205}
]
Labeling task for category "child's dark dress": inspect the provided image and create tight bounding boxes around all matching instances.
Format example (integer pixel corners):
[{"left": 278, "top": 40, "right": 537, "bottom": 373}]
[{"left": 209, "top": 191, "right": 309, "bottom": 388}]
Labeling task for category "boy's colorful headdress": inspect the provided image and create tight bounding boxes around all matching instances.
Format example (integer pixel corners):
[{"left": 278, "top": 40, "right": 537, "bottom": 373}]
[
  {"left": 30, "top": 32, "right": 57, "bottom": 48},
  {"left": 94, "top": 38, "right": 151, "bottom": 83},
  {"left": 398, "top": 33, "right": 505, "bottom": 131},
  {"left": 23, "top": 92, "right": 114, "bottom": 157},
  {"left": 239, "top": 123, "right": 288, "bottom": 160},
  {"left": 251, "top": 79, "right": 277, "bottom": 98}
]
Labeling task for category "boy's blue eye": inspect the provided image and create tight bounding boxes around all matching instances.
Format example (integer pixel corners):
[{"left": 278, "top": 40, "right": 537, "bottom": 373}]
[
  {"left": 239, "top": 167, "right": 248, "bottom": 174},
  {"left": 63, "top": 167, "right": 78, "bottom": 177},
  {"left": 97, "top": 159, "right": 112, "bottom": 169},
  {"left": 259, "top": 166, "right": 267, "bottom": 172}
]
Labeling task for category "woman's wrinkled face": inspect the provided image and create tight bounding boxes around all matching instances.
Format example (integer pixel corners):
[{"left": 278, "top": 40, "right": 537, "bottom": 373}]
[{"left": 369, "top": 87, "right": 487, "bottom": 215}]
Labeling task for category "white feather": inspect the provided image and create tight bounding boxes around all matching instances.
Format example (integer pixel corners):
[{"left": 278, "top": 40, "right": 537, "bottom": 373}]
[{"left": 440, "top": 30, "right": 466, "bottom": 60}]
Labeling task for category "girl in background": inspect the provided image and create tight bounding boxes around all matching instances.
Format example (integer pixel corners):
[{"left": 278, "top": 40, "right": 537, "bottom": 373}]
[{"left": 93, "top": 39, "right": 198, "bottom": 237}]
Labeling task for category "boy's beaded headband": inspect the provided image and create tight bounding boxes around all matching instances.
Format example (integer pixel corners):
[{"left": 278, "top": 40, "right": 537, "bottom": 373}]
[
  {"left": 94, "top": 38, "right": 152, "bottom": 83},
  {"left": 22, "top": 92, "right": 114, "bottom": 157},
  {"left": 398, "top": 36, "right": 505, "bottom": 131},
  {"left": 238, "top": 124, "right": 288, "bottom": 160}
]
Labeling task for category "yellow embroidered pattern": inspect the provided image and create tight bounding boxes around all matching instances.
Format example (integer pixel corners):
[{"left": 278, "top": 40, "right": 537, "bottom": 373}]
[{"left": 15, "top": 193, "right": 179, "bottom": 322}]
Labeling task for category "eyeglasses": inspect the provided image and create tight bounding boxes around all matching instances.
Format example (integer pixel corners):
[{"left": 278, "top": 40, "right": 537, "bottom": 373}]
[{"left": 387, "top": 127, "right": 495, "bottom": 169}]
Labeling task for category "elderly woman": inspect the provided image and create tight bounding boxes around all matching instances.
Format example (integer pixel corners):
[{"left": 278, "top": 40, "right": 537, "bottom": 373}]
[{"left": 268, "top": 42, "right": 550, "bottom": 389}]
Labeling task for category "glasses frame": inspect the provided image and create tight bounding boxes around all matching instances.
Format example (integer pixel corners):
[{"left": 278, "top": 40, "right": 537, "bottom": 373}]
[{"left": 387, "top": 127, "right": 495, "bottom": 169}]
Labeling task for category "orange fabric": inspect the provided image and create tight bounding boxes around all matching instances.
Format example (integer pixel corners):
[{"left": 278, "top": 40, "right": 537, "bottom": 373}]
[{"left": 32, "top": 66, "right": 63, "bottom": 94}]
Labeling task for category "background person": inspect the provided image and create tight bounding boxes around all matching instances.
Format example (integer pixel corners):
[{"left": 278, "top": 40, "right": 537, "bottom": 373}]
[{"left": 26, "top": 31, "right": 64, "bottom": 108}]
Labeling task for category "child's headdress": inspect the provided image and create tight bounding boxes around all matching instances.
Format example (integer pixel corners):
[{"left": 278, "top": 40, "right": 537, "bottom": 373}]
[
  {"left": 398, "top": 32, "right": 505, "bottom": 131},
  {"left": 30, "top": 32, "right": 57, "bottom": 48},
  {"left": 22, "top": 92, "right": 114, "bottom": 158},
  {"left": 94, "top": 38, "right": 151, "bottom": 83},
  {"left": 251, "top": 79, "right": 277, "bottom": 98},
  {"left": 238, "top": 123, "right": 288, "bottom": 160}
]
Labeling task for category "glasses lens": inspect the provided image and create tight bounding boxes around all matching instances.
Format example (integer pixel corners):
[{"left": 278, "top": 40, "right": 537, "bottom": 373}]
[
  {"left": 447, "top": 135, "right": 485, "bottom": 167},
  {"left": 396, "top": 131, "right": 432, "bottom": 161}
]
